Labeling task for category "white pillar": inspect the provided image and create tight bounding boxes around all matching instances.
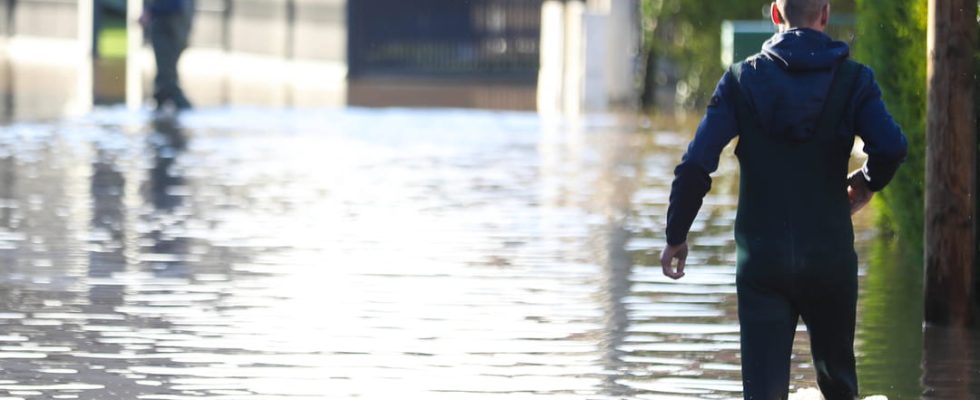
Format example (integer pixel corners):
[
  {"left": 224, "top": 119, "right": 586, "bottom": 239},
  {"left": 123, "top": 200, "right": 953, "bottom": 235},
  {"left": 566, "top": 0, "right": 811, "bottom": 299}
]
[
  {"left": 583, "top": 0, "right": 639, "bottom": 111},
  {"left": 127, "top": 0, "right": 145, "bottom": 110},
  {"left": 537, "top": 0, "right": 565, "bottom": 115},
  {"left": 74, "top": 0, "right": 95, "bottom": 115},
  {"left": 78, "top": 0, "right": 95, "bottom": 59},
  {"left": 605, "top": 0, "right": 638, "bottom": 106},
  {"left": 562, "top": 0, "right": 585, "bottom": 116},
  {"left": 584, "top": 12, "right": 608, "bottom": 111}
]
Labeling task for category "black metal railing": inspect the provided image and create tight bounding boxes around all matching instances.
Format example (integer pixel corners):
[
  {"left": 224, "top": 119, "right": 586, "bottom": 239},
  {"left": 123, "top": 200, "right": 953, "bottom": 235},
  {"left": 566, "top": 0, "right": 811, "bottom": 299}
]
[{"left": 348, "top": 0, "right": 542, "bottom": 82}]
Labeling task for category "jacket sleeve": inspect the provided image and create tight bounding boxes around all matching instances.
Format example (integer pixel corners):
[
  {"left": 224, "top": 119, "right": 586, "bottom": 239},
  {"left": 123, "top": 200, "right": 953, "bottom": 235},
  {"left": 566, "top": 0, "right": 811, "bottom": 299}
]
[
  {"left": 852, "top": 66, "right": 908, "bottom": 192},
  {"left": 665, "top": 71, "right": 739, "bottom": 246}
]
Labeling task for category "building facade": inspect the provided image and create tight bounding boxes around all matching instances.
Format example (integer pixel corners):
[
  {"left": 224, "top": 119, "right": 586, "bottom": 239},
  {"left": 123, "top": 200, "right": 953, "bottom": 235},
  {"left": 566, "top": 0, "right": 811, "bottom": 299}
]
[{"left": 0, "top": 0, "right": 639, "bottom": 116}]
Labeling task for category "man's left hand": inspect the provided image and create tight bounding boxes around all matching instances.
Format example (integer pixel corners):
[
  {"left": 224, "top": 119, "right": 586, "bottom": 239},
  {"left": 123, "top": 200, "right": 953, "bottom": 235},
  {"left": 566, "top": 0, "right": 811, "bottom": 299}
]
[{"left": 847, "top": 171, "right": 873, "bottom": 215}]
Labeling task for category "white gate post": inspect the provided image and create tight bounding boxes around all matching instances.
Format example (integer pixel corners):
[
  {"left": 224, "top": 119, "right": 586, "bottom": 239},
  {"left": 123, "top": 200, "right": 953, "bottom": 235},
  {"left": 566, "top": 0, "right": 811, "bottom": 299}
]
[
  {"left": 127, "top": 0, "right": 145, "bottom": 110},
  {"left": 537, "top": 0, "right": 565, "bottom": 115},
  {"left": 562, "top": 0, "right": 585, "bottom": 116},
  {"left": 75, "top": 0, "right": 95, "bottom": 115}
]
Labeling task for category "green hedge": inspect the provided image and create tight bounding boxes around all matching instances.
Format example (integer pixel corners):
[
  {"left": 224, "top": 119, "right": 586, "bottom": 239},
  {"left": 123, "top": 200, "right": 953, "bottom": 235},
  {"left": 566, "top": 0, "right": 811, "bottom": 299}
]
[
  {"left": 853, "top": 0, "right": 928, "bottom": 258},
  {"left": 640, "top": 1, "right": 856, "bottom": 110},
  {"left": 640, "top": 0, "right": 760, "bottom": 109},
  {"left": 852, "top": 3, "right": 929, "bottom": 395},
  {"left": 639, "top": 0, "right": 930, "bottom": 254}
]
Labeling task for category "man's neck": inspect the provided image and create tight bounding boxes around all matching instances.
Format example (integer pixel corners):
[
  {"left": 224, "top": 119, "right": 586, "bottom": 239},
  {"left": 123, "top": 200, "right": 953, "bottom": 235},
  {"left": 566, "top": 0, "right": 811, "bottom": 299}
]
[{"left": 779, "top": 25, "right": 825, "bottom": 33}]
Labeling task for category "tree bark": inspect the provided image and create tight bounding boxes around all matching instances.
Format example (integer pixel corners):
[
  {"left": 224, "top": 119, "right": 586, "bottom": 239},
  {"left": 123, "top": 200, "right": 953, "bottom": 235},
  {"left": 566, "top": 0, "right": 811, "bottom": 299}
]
[{"left": 924, "top": 0, "right": 978, "bottom": 326}]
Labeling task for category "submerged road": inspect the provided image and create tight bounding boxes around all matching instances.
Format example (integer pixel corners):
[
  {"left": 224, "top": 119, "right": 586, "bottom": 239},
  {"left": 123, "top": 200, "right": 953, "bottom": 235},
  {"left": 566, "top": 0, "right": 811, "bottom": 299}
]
[{"left": 0, "top": 108, "right": 964, "bottom": 399}]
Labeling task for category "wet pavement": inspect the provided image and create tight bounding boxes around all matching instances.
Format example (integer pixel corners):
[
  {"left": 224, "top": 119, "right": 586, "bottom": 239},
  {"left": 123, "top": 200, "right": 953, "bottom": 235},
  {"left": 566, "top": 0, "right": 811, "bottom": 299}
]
[{"left": 0, "top": 107, "right": 972, "bottom": 399}]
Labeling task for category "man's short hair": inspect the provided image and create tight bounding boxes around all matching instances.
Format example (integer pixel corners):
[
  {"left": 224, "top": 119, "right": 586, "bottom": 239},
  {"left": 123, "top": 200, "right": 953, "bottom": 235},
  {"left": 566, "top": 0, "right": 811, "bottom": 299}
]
[{"left": 776, "top": 0, "right": 829, "bottom": 27}]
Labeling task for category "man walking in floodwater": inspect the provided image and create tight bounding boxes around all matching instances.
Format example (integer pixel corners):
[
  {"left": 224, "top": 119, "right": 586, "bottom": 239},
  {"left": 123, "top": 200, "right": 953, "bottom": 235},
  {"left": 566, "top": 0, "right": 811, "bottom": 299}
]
[
  {"left": 660, "top": 1, "right": 907, "bottom": 399},
  {"left": 141, "top": 0, "right": 194, "bottom": 112}
]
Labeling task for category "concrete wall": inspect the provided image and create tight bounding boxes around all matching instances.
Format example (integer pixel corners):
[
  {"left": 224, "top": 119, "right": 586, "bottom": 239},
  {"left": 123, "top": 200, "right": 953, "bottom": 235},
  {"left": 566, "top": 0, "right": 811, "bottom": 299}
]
[
  {"left": 348, "top": 79, "right": 537, "bottom": 111},
  {"left": 0, "top": 0, "right": 93, "bottom": 121},
  {"left": 0, "top": 0, "right": 636, "bottom": 116},
  {"left": 290, "top": 0, "right": 346, "bottom": 106},
  {"left": 134, "top": 0, "right": 348, "bottom": 109},
  {"left": 8, "top": 0, "right": 80, "bottom": 39}
]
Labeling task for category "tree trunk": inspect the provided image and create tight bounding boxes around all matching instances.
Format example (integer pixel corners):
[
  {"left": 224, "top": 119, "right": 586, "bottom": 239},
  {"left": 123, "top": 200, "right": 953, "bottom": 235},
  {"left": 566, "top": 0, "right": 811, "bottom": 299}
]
[{"left": 924, "top": 0, "right": 978, "bottom": 326}]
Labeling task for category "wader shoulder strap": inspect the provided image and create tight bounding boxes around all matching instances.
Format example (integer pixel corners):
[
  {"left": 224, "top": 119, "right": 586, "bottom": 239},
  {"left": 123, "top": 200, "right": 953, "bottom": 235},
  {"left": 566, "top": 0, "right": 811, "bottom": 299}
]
[
  {"left": 727, "top": 60, "right": 862, "bottom": 135},
  {"left": 816, "top": 60, "right": 862, "bottom": 133},
  {"left": 727, "top": 61, "right": 759, "bottom": 132}
]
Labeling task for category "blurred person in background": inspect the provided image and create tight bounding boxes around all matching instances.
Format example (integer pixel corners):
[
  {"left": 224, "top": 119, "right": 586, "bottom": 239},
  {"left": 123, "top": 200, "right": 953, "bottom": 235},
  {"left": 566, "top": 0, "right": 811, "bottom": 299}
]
[{"left": 140, "top": 0, "right": 195, "bottom": 112}]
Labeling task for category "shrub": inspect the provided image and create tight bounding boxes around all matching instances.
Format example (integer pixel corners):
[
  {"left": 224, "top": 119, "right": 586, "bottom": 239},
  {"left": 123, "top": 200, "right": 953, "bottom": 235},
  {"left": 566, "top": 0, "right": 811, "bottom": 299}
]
[{"left": 853, "top": 0, "right": 928, "bottom": 258}]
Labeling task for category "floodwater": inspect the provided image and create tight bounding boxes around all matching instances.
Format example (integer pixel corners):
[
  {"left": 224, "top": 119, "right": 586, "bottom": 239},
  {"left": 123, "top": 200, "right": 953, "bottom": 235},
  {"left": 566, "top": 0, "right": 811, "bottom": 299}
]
[{"left": 0, "top": 106, "right": 973, "bottom": 400}]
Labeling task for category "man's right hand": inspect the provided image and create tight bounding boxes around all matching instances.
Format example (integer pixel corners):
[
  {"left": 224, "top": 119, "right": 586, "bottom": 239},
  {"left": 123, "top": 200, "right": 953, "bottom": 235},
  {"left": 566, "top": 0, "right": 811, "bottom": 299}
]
[{"left": 660, "top": 242, "right": 689, "bottom": 280}]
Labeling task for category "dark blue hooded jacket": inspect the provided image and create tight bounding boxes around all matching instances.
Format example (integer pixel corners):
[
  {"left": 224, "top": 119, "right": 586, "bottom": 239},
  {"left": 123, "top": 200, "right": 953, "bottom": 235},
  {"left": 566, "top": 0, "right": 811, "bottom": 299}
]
[{"left": 666, "top": 28, "right": 908, "bottom": 246}]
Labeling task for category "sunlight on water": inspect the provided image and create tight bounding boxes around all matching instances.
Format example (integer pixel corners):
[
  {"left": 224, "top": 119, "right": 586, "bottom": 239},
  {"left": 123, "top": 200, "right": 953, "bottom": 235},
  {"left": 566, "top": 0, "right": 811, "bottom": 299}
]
[{"left": 0, "top": 107, "right": 963, "bottom": 399}]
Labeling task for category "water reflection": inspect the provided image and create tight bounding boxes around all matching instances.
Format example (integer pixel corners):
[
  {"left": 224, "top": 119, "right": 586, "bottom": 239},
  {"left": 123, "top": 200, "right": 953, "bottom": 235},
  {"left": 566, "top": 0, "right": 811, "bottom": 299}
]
[
  {"left": 0, "top": 108, "right": 969, "bottom": 399},
  {"left": 88, "top": 142, "right": 127, "bottom": 312},
  {"left": 0, "top": 57, "right": 12, "bottom": 122},
  {"left": 856, "top": 239, "right": 924, "bottom": 399},
  {"left": 146, "top": 117, "right": 188, "bottom": 211},
  {"left": 922, "top": 325, "right": 980, "bottom": 399},
  {"left": 143, "top": 117, "right": 190, "bottom": 281}
]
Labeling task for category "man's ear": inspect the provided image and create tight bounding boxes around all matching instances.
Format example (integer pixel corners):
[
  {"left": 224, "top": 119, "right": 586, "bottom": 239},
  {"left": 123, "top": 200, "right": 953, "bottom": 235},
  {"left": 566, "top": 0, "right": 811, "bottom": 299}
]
[
  {"left": 819, "top": 3, "right": 830, "bottom": 28},
  {"left": 770, "top": 2, "right": 784, "bottom": 26}
]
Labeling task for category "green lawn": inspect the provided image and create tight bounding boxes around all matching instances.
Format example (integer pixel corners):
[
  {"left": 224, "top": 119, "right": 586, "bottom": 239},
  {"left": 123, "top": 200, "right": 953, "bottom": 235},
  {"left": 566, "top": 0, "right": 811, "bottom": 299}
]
[{"left": 99, "top": 19, "right": 128, "bottom": 59}]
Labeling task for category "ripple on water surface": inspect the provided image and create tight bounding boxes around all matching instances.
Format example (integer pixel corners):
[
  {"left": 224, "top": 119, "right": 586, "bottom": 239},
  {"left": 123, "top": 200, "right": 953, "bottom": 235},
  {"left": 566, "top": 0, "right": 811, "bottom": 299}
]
[{"left": 0, "top": 108, "right": 945, "bottom": 399}]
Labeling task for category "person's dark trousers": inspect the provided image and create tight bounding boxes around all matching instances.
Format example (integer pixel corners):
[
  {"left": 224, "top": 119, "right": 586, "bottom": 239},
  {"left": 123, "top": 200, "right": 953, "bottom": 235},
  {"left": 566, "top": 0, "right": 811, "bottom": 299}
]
[
  {"left": 150, "top": 11, "right": 193, "bottom": 110},
  {"left": 737, "top": 269, "right": 859, "bottom": 400}
]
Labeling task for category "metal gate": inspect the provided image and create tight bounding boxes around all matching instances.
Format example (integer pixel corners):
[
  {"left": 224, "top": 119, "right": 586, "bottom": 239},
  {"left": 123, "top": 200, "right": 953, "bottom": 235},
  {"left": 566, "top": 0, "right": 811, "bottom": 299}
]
[{"left": 347, "top": 0, "right": 542, "bottom": 82}]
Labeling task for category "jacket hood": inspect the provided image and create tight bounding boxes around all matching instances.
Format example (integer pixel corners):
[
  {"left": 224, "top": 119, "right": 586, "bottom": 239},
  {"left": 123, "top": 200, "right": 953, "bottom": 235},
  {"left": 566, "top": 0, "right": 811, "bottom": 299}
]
[
  {"left": 761, "top": 28, "right": 850, "bottom": 71},
  {"left": 738, "top": 28, "right": 851, "bottom": 141}
]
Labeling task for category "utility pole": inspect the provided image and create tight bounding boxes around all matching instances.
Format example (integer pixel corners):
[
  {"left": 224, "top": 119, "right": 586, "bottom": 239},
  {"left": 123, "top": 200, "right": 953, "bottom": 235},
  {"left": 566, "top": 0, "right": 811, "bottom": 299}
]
[{"left": 924, "top": 0, "right": 978, "bottom": 326}]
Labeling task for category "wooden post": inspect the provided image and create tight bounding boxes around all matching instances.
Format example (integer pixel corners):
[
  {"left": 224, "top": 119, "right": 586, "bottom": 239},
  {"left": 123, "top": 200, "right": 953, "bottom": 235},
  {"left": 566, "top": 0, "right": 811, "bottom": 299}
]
[{"left": 924, "top": 0, "right": 978, "bottom": 326}]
